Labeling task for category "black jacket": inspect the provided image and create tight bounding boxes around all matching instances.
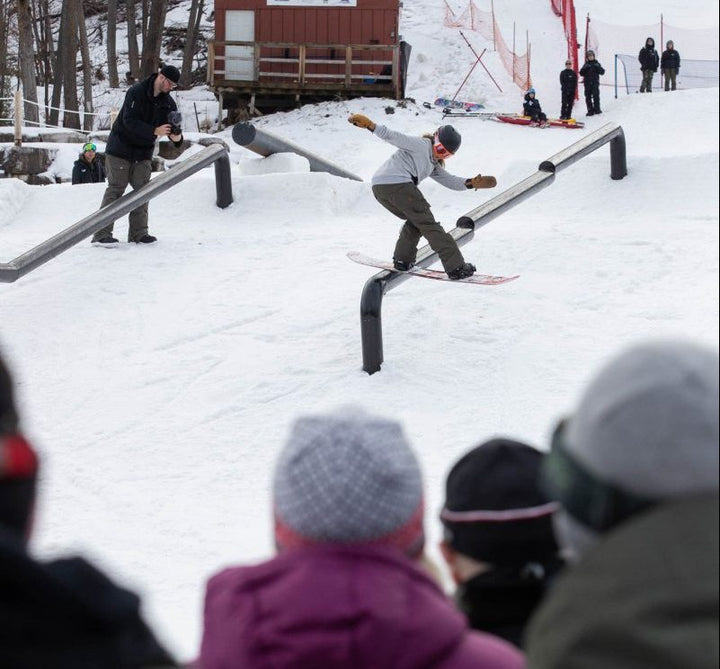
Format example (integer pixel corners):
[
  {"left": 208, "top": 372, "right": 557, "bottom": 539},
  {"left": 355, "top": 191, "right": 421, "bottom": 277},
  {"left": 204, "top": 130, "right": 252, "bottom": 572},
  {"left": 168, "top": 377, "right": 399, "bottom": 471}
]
[
  {"left": 0, "top": 529, "right": 177, "bottom": 668},
  {"left": 72, "top": 154, "right": 106, "bottom": 184},
  {"left": 661, "top": 48, "right": 681, "bottom": 70},
  {"left": 639, "top": 41, "right": 659, "bottom": 71},
  {"left": 105, "top": 74, "right": 182, "bottom": 162},
  {"left": 523, "top": 94, "right": 544, "bottom": 120},
  {"left": 579, "top": 59, "right": 605, "bottom": 85},
  {"left": 559, "top": 68, "right": 578, "bottom": 95}
]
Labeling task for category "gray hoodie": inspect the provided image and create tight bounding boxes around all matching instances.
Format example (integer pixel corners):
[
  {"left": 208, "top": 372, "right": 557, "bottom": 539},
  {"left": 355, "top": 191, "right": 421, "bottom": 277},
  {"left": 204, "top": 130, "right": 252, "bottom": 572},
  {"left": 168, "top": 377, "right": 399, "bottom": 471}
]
[{"left": 370, "top": 125, "right": 467, "bottom": 191}]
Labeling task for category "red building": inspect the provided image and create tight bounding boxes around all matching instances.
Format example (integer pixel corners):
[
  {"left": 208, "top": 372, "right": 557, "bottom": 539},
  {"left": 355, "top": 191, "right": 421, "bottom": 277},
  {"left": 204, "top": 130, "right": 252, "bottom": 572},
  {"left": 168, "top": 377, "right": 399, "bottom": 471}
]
[{"left": 208, "top": 0, "right": 410, "bottom": 121}]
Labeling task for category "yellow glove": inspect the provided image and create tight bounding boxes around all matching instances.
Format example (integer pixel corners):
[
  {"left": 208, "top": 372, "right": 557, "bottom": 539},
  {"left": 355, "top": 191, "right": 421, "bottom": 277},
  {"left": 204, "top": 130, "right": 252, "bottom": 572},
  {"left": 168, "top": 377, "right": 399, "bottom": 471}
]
[
  {"left": 465, "top": 174, "right": 497, "bottom": 189},
  {"left": 348, "top": 114, "right": 376, "bottom": 131}
]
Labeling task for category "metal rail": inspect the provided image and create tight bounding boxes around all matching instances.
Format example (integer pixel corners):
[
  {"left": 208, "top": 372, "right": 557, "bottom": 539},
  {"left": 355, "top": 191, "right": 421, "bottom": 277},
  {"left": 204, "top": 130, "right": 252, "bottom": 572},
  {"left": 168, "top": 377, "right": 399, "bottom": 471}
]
[
  {"left": 0, "top": 144, "right": 234, "bottom": 284},
  {"left": 360, "top": 122, "right": 627, "bottom": 374}
]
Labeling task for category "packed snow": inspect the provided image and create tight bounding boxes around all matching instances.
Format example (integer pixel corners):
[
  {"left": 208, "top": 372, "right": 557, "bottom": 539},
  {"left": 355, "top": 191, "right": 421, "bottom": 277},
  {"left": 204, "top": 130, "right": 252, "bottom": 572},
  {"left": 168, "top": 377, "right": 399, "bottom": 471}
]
[{"left": 1, "top": 0, "right": 718, "bottom": 661}]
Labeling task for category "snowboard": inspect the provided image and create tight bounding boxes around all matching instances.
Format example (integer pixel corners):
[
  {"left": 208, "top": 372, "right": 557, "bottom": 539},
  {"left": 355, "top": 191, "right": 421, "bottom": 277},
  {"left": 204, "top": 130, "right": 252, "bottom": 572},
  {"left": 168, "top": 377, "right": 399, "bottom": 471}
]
[
  {"left": 434, "top": 97, "right": 484, "bottom": 112},
  {"left": 347, "top": 252, "right": 519, "bottom": 286},
  {"left": 494, "top": 114, "right": 585, "bottom": 129}
]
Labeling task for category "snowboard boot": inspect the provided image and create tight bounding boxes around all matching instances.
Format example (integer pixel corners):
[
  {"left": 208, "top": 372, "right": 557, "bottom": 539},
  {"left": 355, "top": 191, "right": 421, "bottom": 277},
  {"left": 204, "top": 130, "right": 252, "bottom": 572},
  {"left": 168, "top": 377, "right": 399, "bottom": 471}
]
[
  {"left": 393, "top": 259, "right": 415, "bottom": 271},
  {"left": 447, "top": 262, "right": 476, "bottom": 280},
  {"left": 134, "top": 234, "right": 157, "bottom": 244},
  {"left": 92, "top": 235, "right": 119, "bottom": 246}
]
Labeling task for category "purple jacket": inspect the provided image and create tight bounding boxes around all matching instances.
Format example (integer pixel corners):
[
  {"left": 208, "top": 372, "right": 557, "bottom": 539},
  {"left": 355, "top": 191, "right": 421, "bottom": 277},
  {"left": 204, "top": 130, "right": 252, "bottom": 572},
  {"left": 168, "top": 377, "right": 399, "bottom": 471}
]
[{"left": 200, "top": 544, "right": 524, "bottom": 669}]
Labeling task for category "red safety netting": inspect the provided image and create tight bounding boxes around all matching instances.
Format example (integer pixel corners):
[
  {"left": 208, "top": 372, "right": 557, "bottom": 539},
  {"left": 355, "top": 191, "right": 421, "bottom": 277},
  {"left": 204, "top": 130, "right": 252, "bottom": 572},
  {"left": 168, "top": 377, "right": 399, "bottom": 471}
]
[{"left": 550, "top": 0, "right": 579, "bottom": 98}]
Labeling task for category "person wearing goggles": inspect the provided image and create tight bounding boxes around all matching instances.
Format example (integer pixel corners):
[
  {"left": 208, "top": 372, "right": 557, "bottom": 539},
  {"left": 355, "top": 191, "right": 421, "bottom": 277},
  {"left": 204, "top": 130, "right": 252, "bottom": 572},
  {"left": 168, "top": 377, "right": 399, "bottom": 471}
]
[
  {"left": 348, "top": 114, "right": 497, "bottom": 280},
  {"left": 71, "top": 142, "right": 106, "bottom": 185}
]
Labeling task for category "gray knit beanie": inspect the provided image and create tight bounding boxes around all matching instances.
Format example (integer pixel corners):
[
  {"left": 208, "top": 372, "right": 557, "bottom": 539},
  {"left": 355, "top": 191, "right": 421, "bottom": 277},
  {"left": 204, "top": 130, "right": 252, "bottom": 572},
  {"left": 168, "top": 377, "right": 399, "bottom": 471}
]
[
  {"left": 273, "top": 407, "right": 425, "bottom": 556},
  {"left": 565, "top": 339, "right": 719, "bottom": 499}
]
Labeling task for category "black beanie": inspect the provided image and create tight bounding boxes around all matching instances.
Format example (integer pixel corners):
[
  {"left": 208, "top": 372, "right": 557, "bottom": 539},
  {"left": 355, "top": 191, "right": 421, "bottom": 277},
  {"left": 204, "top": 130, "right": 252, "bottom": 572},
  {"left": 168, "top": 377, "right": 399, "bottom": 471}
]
[
  {"left": 436, "top": 125, "right": 461, "bottom": 153},
  {"left": 441, "top": 439, "right": 559, "bottom": 566},
  {"left": 160, "top": 64, "right": 180, "bottom": 84}
]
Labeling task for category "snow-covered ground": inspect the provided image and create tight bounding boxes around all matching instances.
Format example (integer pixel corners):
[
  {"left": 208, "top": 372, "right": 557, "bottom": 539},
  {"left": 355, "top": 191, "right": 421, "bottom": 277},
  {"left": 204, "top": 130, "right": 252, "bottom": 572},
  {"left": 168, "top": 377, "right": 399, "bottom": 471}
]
[{"left": 1, "top": 0, "right": 718, "bottom": 662}]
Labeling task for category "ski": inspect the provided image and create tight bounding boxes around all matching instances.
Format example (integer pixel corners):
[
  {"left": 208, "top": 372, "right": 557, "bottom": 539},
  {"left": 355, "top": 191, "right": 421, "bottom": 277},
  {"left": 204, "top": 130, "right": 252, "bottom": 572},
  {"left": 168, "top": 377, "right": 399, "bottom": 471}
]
[
  {"left": 494, "top": 114, "right": 585, "bottom": 129},
  {"left": 347, "top": 252, "right": 519, "bottom": 286}
]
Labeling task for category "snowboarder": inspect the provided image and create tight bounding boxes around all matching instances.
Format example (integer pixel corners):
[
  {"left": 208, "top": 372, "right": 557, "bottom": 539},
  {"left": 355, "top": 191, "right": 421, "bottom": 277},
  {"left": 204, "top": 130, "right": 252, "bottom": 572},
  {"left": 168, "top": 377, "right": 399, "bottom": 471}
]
[
  {"left": 347, "top": 114, "right": 497, "bottom": 280},
  {"left": 638, "top": 37, "right": 659, "bottom": 92},
  {"left": 523, "top": 89, "right": 548, "bottom": 127},
  {"left": 71, "top": 143, "right": 106, "bottom": 185},
  {"left": 579, "top": 50, "right": 605, "bottom": 116},
  {"left": 661, "top": 40, "right": 681, "bottom": 91},
  {"left": 559, "top": 60, "right": 578, "bottom": 120}
]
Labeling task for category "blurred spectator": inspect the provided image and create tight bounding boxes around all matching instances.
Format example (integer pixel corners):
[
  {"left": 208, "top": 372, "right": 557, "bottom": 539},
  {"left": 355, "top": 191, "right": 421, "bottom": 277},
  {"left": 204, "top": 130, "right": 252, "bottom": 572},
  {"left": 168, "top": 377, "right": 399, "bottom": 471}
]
[
  {"left": 72, "top": 142, "right": 106, "bottom": 185},
  {"left": 661, "top": 40, "right": 681, "bottom": 91},
  {"left": 579, "top": 50, "right": 605, "bottom": 115},
  {"left": 526, "top": 340, "right": 719, "bottom": 669},
  {"left": 638, "top": 37, "right": 659, "bottom": 92},
  {"left": 440, "top": 438, "right": 563, "bottom": 648},
  {"left": 199, "top": 407, "right": 524, "bottom": 669},
  {"left": 559, "top": 59, "right": 578, "bottom": 120},
  {"left": 0, "top": 350, "right": 177, "bottom": 669}
]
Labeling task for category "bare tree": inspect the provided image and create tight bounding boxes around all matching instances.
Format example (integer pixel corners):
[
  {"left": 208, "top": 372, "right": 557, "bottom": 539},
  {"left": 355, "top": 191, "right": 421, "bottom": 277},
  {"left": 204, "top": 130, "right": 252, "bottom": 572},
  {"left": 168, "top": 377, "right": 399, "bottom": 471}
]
[
  {"left": 126, "top": 0, "right": 140, "bottom": 81},
  {"left": 76, "top": 0, "right": 93, "bottom": 129},
  {"left": 140, "top": 0, "right": 167, "bottom": 78},
  {"left": 181, "top": 0, "right": 204, "bottom": 87},
  {"left": 106, "top": 0, "right": 118, "bottom": 87},
  {"left": 17, "top": 0, "right": 39, "bottom": 125},
  {"left": 59, "top": 0, "right": 80, "bottom": 128},
  {"left": 0, "top": 0, "right": 12, "bottom": 121}
]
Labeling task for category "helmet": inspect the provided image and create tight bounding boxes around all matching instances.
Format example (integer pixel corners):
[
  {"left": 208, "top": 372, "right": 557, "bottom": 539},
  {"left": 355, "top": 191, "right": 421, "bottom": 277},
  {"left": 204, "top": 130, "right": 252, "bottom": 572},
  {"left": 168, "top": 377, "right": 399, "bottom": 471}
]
[
  {"left": 527, "top": 88, "right": 536, "bottom": 95},
  {"left": 436, "top": 125, "right": 461, "bottom": 154}
]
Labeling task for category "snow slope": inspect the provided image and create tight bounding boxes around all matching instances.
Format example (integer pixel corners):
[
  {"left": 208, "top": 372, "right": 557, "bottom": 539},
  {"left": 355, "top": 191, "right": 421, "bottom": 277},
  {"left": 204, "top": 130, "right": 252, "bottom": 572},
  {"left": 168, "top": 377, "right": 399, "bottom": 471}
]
[{"left": 1, "top": 0, "right": 718, "bottom": 661}]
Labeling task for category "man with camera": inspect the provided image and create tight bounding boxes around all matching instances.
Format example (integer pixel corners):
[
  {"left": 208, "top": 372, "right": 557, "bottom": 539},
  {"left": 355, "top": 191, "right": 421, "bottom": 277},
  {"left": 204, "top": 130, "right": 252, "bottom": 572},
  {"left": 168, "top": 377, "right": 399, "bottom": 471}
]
[{"left": 92, "top": 64, "right": 184, "bottom": 246}]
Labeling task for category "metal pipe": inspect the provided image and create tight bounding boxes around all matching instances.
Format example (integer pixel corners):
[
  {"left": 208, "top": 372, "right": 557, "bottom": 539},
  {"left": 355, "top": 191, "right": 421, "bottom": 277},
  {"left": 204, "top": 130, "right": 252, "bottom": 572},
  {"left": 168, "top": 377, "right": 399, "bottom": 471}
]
[{"left": 232, "top": 122, "right": 363, "bottom": 182}]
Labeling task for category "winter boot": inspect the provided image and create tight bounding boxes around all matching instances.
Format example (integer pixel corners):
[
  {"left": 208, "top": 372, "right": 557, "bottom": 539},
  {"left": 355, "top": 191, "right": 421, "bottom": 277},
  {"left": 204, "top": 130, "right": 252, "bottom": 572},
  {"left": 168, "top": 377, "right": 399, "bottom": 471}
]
[
  {"left": 447, "top": 262, "right": 476, "bottom": 280},
  {"left": 92, "top": 236, "right": 119, "bottom": 246},
  {"left": 134, "top": 234, "right": 157, "bottom": 244}
]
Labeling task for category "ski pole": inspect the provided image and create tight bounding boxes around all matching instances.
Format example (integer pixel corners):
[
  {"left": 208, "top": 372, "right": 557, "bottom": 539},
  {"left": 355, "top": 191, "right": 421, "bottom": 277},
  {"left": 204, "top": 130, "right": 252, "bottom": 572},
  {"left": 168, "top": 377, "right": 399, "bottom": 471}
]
[
  {"left": 459, "top": 30, "right": 503, "bottom": 92},
  {"left": 451, "top": 48, "right": 487, "bottom": 102}
]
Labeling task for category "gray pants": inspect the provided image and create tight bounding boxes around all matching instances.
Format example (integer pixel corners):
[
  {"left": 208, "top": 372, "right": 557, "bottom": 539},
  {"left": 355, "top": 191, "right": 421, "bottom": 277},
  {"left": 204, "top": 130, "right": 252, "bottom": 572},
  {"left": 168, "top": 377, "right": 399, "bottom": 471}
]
[
  {"left": 372, "top": 182, "right": 464, "bottom": 272},
  {"left": 640, "top": 69, "right": 655, "bottom": 92},
  {"left": 93, "top": 154, "right": 152, "bottom": 242},
  {"left": 663, "top": 68, "right": 677, "bottom": 91}
]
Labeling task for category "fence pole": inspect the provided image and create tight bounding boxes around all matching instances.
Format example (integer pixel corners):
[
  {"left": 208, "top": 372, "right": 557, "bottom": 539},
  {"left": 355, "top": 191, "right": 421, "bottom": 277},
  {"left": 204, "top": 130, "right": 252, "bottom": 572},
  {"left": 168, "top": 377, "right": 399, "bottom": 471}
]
[{"left": 14, "top": 91, "right": 22, "bottom": 146}]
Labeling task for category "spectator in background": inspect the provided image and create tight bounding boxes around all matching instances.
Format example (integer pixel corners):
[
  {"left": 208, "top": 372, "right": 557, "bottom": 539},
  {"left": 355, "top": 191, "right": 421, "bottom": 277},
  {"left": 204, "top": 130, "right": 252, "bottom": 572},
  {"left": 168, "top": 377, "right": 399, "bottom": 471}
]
[
  {"left": 559, "top": 59, "right": 578, "bottom": 120},
  {"left": 662, "top": 40, "right": 681, "bottom": 91},
  {"left": 579, "top": 50, "right": 605, "bottom": 115},
  {"left": 522, "top": 89, "right": 548, "bottom": 127},
  {"left": 439, "top": 438, "right": 563, "bottom": 648},
  {"left": 199, "top": 408, "right": 524, "bottom": 669},
  {"left": 525, "top": 340, "right": 719, "bottom": 669},
  {"left": 638, "top": 37, "right": 660, "bottom": 92},
  {"left": 0, "top": 350, "right": 177, "bottom": 668},
  {"left": 72, "top": 142, "right": 106, "bottom": 185}
]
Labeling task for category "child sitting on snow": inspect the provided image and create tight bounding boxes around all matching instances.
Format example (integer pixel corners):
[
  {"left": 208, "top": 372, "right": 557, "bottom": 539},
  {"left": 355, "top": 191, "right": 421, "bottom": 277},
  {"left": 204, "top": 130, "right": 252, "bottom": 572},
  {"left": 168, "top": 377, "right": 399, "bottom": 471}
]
[{"left": 523, "top": 89, "right": 548, "bottom": 127}]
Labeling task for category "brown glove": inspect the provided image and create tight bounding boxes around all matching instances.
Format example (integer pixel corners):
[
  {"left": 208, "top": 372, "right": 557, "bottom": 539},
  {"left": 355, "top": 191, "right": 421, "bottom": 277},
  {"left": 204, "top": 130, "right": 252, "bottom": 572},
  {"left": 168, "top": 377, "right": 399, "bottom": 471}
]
[
  {"left": 348, "top": 114, "right": 376, "bottom": 131},
  {"left": 465, "top": 174, "right": 497, "bottom": 189}
]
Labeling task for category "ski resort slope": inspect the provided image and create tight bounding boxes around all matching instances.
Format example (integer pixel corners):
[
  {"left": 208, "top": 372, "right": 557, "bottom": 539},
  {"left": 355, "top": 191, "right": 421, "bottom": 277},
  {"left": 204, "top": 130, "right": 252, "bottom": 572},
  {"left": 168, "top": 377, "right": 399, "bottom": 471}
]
[{"left": 1, "top": 4, "right": 719, "bottom": 664}]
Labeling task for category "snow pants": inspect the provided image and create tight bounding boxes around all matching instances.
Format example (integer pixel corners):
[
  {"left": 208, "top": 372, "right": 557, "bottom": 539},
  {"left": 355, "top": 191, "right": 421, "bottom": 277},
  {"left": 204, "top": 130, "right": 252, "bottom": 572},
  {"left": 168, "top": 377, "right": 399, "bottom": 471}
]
[
  {"left": 640, "top": 69, "right": 655, "bottom": 92},
  {"left": 371, "top": 182, "right": 465, "bottom": 273},
  {"left": 663, "top": 68, "right": 677, "bottom": 91},
  {"left": 93, "top": 154, "right": 153, "bottom": 242}
]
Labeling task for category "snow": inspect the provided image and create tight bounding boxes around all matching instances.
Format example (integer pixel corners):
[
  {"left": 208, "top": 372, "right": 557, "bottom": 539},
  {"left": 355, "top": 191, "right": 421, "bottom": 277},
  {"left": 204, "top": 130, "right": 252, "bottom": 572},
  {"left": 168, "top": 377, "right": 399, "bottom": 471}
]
[{"left": 1, "top": 0, "right": 718, "bottom": 662}]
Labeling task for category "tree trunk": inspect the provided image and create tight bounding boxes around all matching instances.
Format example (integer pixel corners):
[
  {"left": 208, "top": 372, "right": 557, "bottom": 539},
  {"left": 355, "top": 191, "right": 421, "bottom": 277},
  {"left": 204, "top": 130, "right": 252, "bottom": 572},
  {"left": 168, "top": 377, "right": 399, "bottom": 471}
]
[
  {"left": 140, "top": 0, "right": 168, "bottom": 78},
  {"left": 0, "top": 0, "right": 11, "bottom": 121},
  {"left": 107, "top": 0, "right": 118, "bottom": 87},
  {"left": 61, "top": 0, "right": 80, "bottom": 129},
  {"left": 126, "top": 0, "right": 141, "bottom": 81},
  {"left": 48, "top": 0, "right": 66, "bottom": 126},
  {"left": 181, "top": 0, "right": 203, "bottom": 87},
  {"left": 76, "top": 0, "right": 93, "bottom": 130},
  {"left": 17, "top": 0, "right": 39, "bottom": 124}
]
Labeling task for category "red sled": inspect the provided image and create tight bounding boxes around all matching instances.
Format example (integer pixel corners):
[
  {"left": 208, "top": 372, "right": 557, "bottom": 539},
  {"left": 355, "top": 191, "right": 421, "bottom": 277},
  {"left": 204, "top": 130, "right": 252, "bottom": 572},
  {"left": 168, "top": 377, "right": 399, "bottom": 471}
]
[{"left": 495, "top": 114, "right": 585, "bottom": 129}]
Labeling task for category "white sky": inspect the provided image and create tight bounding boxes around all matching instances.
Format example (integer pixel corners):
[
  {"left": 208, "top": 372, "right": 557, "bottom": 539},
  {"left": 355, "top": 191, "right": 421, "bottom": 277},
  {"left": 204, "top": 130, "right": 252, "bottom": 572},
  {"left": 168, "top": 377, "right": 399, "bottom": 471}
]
[{"left": 1, "top": 0, "right": 718, "bottom": 662}]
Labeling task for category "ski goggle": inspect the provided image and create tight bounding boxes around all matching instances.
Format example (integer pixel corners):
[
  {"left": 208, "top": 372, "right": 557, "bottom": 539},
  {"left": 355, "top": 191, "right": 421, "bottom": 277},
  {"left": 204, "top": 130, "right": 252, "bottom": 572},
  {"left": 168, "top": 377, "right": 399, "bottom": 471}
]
[
  {"left": 83, "top": 143, "right": 97, "bottom": 152},
  {"left": 433, "top": 134, "right": 454, "bottom": 158}
]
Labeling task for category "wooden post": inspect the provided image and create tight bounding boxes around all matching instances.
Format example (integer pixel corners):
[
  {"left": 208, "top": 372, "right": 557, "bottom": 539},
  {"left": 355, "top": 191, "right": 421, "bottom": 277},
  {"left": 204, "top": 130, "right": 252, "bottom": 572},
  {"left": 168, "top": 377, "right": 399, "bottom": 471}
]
[
  {"left": 14, "top": 90, "right": 22, "bottom": 146},
  {"left": 345, "top": 46, "right": 352, "bottom": 88}
]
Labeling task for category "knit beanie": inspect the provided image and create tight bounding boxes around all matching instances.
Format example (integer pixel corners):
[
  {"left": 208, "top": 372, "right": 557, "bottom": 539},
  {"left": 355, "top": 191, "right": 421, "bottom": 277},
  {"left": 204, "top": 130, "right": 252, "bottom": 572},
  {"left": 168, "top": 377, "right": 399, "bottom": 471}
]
[
  {"left": 160, "top": 64, "right": 180, "bottom": 84},
  {"left": 436, "top": 125, "right": 461, "bottom": 154},
  {"left": 440, "top": 439, "right": 559, "bottom": 566},
  {"left": 273, "top": 408, "right": 425, "bottom": 557}
]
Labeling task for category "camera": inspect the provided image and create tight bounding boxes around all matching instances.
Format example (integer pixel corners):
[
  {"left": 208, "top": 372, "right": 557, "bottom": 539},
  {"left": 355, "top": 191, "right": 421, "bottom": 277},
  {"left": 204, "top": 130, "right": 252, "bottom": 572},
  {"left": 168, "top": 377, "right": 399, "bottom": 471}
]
[{"left": 168, "top": 111, "right": 182, "bottom": 136}]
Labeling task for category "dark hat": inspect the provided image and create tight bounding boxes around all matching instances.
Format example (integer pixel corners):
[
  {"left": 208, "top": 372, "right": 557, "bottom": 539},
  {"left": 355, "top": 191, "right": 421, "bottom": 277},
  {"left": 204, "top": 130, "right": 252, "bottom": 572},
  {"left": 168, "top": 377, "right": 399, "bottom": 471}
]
[
  {"left": 160, "top": 64, "right": 180, "bottom": 84},
  {"left": 441, "top": 439, "right": 559, "bottom": 566},
  {"left": 436, "top": 125, "right": 462, "bottom": 154},
  {"left": 273, "top": 407, "right": 425, "bottom": 557}
]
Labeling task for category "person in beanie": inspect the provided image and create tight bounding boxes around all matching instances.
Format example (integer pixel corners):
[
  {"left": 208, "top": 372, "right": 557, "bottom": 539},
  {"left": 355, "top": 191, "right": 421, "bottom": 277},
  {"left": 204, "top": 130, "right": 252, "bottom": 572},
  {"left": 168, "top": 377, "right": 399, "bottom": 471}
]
[
  {"left": 526, "top": 339, "right": 719, "bottom": 669},
  {"left": 0, "top": 350, "right": 177, "bottom": 668},
  {"left": 559, "top": 59, "right": 578, "bottom": 120},
  {"left": 72, "top": 142, "right": 106, "bottom": 184},
  {"left": 92, "top": 64, "right": 184, "bottom": 246},
  {"left": 638, "top": 37, "right": 660, "bottom": 92},
  {"left": 661, "top": 40, "right": 681, "bottom": 91},
  {"left": 522, "top": 89, "right": 548, "bottom": 127},
  {"left": 439, "top": 438, "right": 563, "bottom": 648},
  {"left": 347, "top": 114, "right": 497, "bottom": 280},
  {"left": 579, "top": 50, "right": 605, "bottom": 115},
  {"left": 199, "top": 407, "right": 523, "bottom": 669}
]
